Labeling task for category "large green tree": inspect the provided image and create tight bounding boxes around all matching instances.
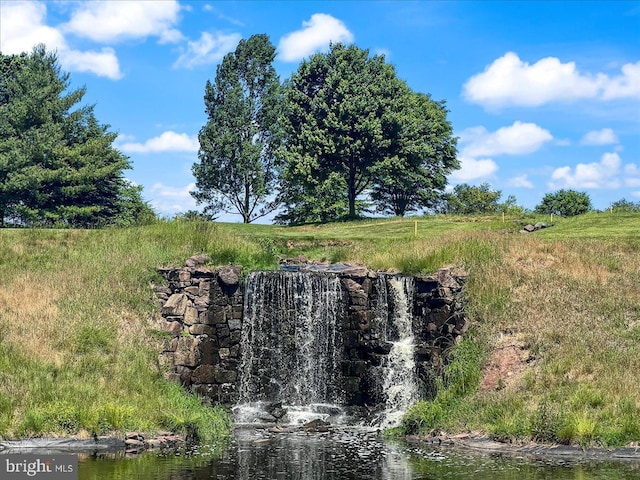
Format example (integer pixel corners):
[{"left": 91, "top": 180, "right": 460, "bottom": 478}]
[
  {"left": 276, "top": 43, "right": 458, "bottom": 224},
  {"left": 192, "top": 34, "right": 281, "bottom": 223},
  {"left": 370, "top": 92, "right": 458, "bottom": 216},
  {"left": 0, "top": 46, "right": 136, "bottom": 227}
]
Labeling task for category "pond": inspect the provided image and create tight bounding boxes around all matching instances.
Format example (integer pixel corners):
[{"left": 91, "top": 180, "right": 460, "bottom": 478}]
[{"left": 77, "top": 427, "right": 640, "bottom": 480}]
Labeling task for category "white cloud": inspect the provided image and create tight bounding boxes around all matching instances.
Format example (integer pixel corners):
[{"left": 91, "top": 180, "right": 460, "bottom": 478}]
[
  {"left": 624, "top": 164, "right": 640, "bottom": 187},
  {"left": 63, "top": 1, "right": 183, "bottom": 44},
  {"left": 602, "top": 62, "right": 640, "bottom": 100},
  {"left": 463, "top": 52, "right": 640, "bottom": 108},
  {"left": 149, "top": 182, "right": 197, "bottom": 215},
  {"left": 459, "top": 121, "right": 553, "bottom": 157},
  {"left": 278, "top": 14, "right": 354, "bottom": 62},
  {"left": 0, "top": 1, "right": 123, "bottom": 79},
  {"left": 0, "top": 1, "right": 66, "bottom": 53},
  {"left": 120, "top": 131, "right": 199, "bottom": 153},
  {"left": 507, "top": 175, "right": 534, "bottom": 189},
  {"left": 173, "top": 31, "right": 241, "bottom": 69},
  {"left": 549, "top": 152, "right": 625, "bottom": 189},
  {"left": 580, "top": 128, "right": 619, "bottom": 145},
  {"left": 59, "top": 47, "right": 122, "bottom": 80},
  {"left": 449, "top": 156, "right": 498, "bottom": 182}
]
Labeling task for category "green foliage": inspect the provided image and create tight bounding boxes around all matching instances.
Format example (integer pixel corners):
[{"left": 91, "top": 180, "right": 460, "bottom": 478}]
[
  {"left": 0, "top": 45, "right": 139, "bottom": 228},
  {"left": 438, "top": 183, "right": 505, "bottom": 215},
  {"left": 192, "top": 34, "right": 281, "bottom": 223},
  {"left": 610, "top": 198, "right": 640, "bottom": 212},
  {"left": 402, "top": 338, "right": 484, "bottom": 434},
  {"left": 534, "top": 189, "right": 592, "bottom": 216},
  {"left": 369, "top": 93, "right": 458, "bottom": 216},
  {"left": 276, "top": 43, "right": 458, "bottom": 223}
]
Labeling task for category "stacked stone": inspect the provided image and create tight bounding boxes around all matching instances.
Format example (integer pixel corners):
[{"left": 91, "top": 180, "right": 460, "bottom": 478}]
[
  {"left": 413, "top": 268, "right": 467, "bottom": 397},
  {"left": 338, "top": 272, "right": 380, "bottom": 406},
  {"left": 154, "top": 256, "right": 243, "bottom": 405}
]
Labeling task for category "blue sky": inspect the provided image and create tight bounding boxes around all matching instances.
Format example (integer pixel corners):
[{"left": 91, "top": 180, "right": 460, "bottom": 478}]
[{"left": 1, "top": 1, "right": 639, "bottom": 221}]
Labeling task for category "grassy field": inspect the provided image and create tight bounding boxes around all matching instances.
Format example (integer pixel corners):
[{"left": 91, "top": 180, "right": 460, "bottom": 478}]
[{"left": 0, "top": 211, "right": 638, "bottom": 446}]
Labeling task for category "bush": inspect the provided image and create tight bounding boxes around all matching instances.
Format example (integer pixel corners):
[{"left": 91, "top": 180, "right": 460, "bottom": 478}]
[{"left": 534, "top": 190, "right": 592, "bottom": 216}]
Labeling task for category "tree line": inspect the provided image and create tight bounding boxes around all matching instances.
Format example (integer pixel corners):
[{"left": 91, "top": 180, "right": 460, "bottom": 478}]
[
  {"left": 2, "top": 40, "right": 631, "bottom": 228},
  {"left": 192, "top": 35, "right": 459, "bottom": 224},
  {"left": 0, "top": 46, "right": 154, "bottom": 227}
]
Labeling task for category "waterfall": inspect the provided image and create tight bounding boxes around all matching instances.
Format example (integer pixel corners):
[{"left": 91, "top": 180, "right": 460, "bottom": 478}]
[
  {"left": 378, "top": 276, "right": 419, "bottom": 427},
  {"left": 235, "top": 271, "right": 345, "bottom": 423}
]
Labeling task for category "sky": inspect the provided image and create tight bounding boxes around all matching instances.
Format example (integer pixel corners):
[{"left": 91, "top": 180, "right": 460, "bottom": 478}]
[{"left": 1, "top": 0, "right": 639, "bottom": 221}]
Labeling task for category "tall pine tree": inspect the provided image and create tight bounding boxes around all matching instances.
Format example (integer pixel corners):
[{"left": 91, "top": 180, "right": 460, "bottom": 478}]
[{"left": 0, "top": 45, "right": 135, "bottom": 227}]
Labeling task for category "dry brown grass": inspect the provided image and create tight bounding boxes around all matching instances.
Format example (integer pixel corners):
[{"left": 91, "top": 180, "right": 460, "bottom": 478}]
[{"left": 0, "top": 273, "right": 68, "bottom": 366}]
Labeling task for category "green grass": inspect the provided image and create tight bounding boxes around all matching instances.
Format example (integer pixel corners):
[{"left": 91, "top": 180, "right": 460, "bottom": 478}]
[{"left": 1, "top": 211, "right": 639, "bottom": 447}]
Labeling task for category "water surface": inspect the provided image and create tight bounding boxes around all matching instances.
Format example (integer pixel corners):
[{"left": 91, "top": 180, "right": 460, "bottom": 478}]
[{"left": 77, "top": 427, "right": 640, "bottom": 480}]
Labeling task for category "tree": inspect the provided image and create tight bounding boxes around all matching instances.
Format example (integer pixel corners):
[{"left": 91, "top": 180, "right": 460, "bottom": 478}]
[
  {"left": 192, "top": 34, "right": 281, "bottom": 223},
  {"left": 276, "top": 44, "right": 406, "bottom": 223},
  {"left": 370, "top": 92, "right": 458, "bottom": 216},
  {"left": 276, "top": 43, "right": 458, "bottom": 224},
  {"left": 534, "top": 189, "right": 592, "bottom": 217},
  {"left": 0, "top": 45, "right": 134, "bottom": 227},
  {"left": 610, "top": 198, "right": 640, "bottom": 212},
  {"left": 438, "top": 183, "right": 503, "bottom": 215}
]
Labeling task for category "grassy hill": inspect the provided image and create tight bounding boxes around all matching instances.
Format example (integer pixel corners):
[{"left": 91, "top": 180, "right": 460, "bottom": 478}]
[{"left": 0, "top": 211, "right": 638, "bottom": 446}]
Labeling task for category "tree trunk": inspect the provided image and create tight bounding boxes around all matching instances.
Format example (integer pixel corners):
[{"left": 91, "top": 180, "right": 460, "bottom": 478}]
[{"left": 348, "top": 161, "right": 357, "bottom": 219}]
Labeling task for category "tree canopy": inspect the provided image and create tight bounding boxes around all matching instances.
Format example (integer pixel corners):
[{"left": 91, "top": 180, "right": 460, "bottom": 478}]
[
  {"left": 437, "top": 183, "right": 502, "bottom": 215},
  {"left": 192, "top": 34, "right": 281, "bottom": 223},
  {"left": 0, "top": 45, "right": 149, "bottom": 227},
  {"left": 275, "top": 43, "right": 458, "bottom": 224},
  {"left": 534, "top": 189, "right": 592, "bottom": 217}
]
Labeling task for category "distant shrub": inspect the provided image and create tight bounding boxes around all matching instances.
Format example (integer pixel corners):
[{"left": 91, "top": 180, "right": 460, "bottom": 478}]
[{"left": 534, "top": 189, "right": 592, "bottom": 216}]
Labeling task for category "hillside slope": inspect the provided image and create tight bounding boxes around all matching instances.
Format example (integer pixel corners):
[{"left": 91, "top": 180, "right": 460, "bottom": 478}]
[{"left": 0, "top": 212, "right": 638, "bottom": 446}]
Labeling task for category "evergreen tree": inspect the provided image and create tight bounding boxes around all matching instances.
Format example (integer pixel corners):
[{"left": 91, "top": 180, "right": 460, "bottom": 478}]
[
  {"left": 192, "top": 34, "right": 281, "bottom": 223},
  {"left": 0, "top": 45, "right": 133, "bottom": 227}
]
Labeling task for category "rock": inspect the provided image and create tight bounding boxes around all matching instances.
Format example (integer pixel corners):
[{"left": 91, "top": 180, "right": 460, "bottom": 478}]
[
  {"left": 265, "top": 402, "right": 287, "bottom": 421},
  {"left": 304, "top": 419, "right": 331, "bottom": 432},
  {"left": 534, "top": 222, "right": 547, "bottom": 230},
  {"left": 162, "top": 294, "right": 189, "bottom": 316},
  {"left": 523, "top": 224, "right": 536, "bottom": 232},
  {"left": 161, "top": 320, "right": 182, "bottom": 337},
  {"left": 218, "top": 265, "right": 241, "bottom": 286},
  {"left": 186, "top": 255, "right": 211, "bottom": 267},
  {"left": 125, "top": 438, "right": 145, "bottom": 447}
]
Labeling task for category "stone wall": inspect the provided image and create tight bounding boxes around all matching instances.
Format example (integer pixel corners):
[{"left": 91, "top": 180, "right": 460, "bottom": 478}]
[
  {"left": 155, "top": 258, "right": 244, "bottom": 404},
  {"left": 154, "top": 258, "right": 467, "bottom": 407}
]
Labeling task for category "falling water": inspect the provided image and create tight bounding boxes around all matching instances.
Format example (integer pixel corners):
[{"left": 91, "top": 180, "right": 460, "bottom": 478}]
[
  {"left": 235, "top": 271, "right": 345, "bottom": 423},
  {"left": 378, "top": 276, "right": 419, "bottom": 427}
]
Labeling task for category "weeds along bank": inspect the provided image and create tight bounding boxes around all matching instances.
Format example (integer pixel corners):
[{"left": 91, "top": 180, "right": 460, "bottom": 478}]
[{"left": 0, "top": 213, "right": 638, "bottom": 446}]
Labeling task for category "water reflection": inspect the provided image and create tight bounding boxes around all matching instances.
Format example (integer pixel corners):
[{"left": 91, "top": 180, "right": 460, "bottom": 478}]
[{"left": 77, "top": 428, "right": 640, "bottom": 480}]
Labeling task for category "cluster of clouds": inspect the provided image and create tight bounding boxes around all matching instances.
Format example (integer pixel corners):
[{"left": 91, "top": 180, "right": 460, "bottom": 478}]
[
  {"left": 453, "top": 121, "right": 639, "bottom": 193},
  {"left": 0, "top": 1, "right": 354, "bottom": 80},
  {"left": 457, "top": 52, "right": 639, "bottom": 197},
  {"left": 463, "top": 52, "right": 640, "bottom": 108},
  {"left": 1, "top": 1, "right": 184, "bottom": 79}
]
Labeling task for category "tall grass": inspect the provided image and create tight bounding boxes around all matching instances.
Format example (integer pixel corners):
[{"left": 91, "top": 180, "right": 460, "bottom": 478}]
[{"left": 0, "top": 221, "right": 274, "bottom": 440}]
